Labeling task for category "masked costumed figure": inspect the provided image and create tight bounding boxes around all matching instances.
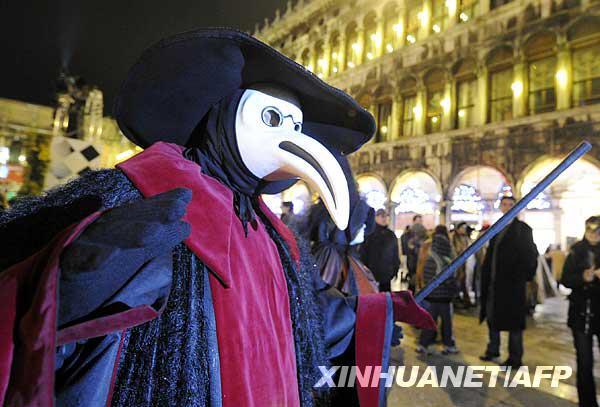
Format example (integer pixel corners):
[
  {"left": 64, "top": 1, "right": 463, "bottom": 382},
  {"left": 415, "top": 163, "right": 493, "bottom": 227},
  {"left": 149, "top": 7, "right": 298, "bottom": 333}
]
[
  {"left": 306, "top": 155, "right": 379, "bottom": 296},
  {"left": 0, "top": 29, "right": 435, "bottom": 407}
]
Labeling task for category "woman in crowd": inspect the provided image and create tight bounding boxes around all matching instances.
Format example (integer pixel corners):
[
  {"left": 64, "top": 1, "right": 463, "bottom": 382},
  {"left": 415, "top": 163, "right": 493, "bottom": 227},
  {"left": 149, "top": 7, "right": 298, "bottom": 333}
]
[{"left": 416, "top": 225, "right": 459, "bottom": 355}]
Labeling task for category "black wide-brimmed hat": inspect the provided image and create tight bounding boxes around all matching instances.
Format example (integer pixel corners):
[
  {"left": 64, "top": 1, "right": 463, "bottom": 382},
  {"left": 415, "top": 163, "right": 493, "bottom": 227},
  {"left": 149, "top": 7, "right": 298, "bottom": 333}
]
[{"left": 114, "top": 28, "right": 375, "bottom": 154}]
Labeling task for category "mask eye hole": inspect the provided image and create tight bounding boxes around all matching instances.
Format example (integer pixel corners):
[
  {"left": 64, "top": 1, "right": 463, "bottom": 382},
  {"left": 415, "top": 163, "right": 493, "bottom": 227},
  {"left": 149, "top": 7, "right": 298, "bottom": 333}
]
[
  {"left": 294, "top": 123, "right": 302, "bottom": 132},
  {"left": 262, "top": 107, "right": 283, "bottom": 127}
]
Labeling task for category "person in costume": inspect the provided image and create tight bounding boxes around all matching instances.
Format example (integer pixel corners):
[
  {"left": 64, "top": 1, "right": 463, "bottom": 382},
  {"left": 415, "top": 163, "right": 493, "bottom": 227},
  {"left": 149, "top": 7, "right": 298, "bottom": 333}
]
[
  {"left": 0, "top": 28, "right": 435, "bottom": 407},
  {"left": 306, "top": 155, "right": 379, "bottom": 296}
]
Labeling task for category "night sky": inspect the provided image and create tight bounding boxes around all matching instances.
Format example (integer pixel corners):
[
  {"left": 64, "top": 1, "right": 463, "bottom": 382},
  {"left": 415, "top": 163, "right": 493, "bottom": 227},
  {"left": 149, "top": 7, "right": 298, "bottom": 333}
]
[{"left": 0, "top": 0, "right": 287, "bottom": 111}]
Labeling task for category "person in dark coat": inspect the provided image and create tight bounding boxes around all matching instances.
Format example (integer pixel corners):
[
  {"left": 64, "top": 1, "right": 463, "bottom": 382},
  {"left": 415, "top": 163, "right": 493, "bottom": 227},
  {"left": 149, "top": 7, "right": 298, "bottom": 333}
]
[
  {"left": 561, "top": 215, "right": 600, "bottom": 407},
  {"left": 361, "top": 208, "right": 400, "bottom": 292},
  {"left": 479, "top": 196, "right": 538, "bottom": 368},
  {"left": 416, "top": 225, "right": 459, "bottom": 355},
  {"left": 308, "top": 155, "right": 379, "bottom": 296}
]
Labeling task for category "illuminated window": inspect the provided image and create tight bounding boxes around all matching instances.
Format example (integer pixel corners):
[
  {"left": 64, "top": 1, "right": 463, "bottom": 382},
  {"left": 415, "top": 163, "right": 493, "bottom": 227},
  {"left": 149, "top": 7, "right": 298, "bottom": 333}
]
[
  {"left": 572, "top": 45, "right": 600, "bottom": 106},
  {"left": 375, "top": 101, "right": 393, "bottom": 142},
  {"left": 345, "top": 23, "right": 360, "bottom": 68},
  {"left": 489, "top": 69, "right": 513, "bottom": 122},
  {"left": 431, "top": 0, "right": 449, "bottom": 33},
  {"left": 363, "top": 12, "right": 378, "bottom": 61},
  {"left": 329, "top": 32, "right": 340, "bottom": 75},
  {"left": 454, "top": 59, "right": 477, "bottom": 128},
  {"left": 314, "top": 40, "right": 327, "bottom": 78},
  {"left": 406, "top": 7, "right": 420, "bottom": 44},
  {"left": 528, "top": 57, "right": 556, "bottom": 113},
  {"left": 456, "top": 79, "right": 477, "bottom": 128},
  {"left": 458, "top": 0, "right": 478, "bottom": 23},
  {"left": 525, "top": 32, "right": 557, "bottom": 114},
  {"left": 425, "top": 69, "right": 445, "bottom": 134},
  {"left": 487, "top": 47, "right": 513, "bottom": 122},
  {"left": 402, "top": 95, "right": 417, "bottom": 137},
  {"left": 383, "top": 3, "right": 402, "bottom": 52}
]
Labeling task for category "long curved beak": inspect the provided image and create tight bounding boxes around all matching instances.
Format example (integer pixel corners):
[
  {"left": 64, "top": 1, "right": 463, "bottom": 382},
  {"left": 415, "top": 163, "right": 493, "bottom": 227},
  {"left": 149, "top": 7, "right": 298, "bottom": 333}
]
[{"left": 273, "top": 132, "right": 349, "bottom": 230}]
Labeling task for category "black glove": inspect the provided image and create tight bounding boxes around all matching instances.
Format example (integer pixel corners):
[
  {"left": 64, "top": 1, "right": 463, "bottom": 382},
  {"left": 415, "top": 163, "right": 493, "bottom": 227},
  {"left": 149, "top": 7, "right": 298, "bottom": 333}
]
[{"left": 58, "top": 188, "right": 192, "bottom": 327}]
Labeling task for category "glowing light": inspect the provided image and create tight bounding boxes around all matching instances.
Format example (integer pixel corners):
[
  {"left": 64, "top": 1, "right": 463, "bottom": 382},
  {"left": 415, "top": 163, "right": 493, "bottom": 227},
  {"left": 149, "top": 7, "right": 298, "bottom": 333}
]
[
  {"left": 440, "top": 97, "right": 451, "bottom": 113},
  {"left": 381, "top": 125, "right": 388, "bottom": 133},
  {"left": 332, "top": 66, "right": 339, "bottom": 73},
  {"left": 418, "top": 9, "right": 429, "bottom": 27},
  {"left": 306, "top": 64, "right": 314, "bottom": 71},
  {"left": 511, "top": 80, "right": 523, "bottom": 97},
  {"left": 351, "top": 42, "right": 361, "bottom": 51},
  {"left": 458, "top": 109, "right": 466, "bottom": 118},
  {"left": 18, "top": 154, "right": 26, "bottom": 163},
  {"left": 395, "top": 187, "right": 436, "bottom": 214},
  {"left": 445, "top": 0, "right": 457, "bottom": 15},
  {"left": 0, "top": 165, "right": 7, "bottom": 179},
  {"left": 371, "top": 32, "right": 382, "bottom": 46},
  {"left": 451, "top": 184, "right": 485, "bottom": 213},
  {"left": 318, "top": 58, "right": 325, "bottom": 66},
  {"left": 556, "top": 69, "right": 568, "bottom": 88},
  {"left": 386, "top": 44, "right": 394, "bottom": 53},
  {"left": 0, "top": 147, "right": 8, "bottom": 165},
  {"left": 347, "top": 61, "right": 355, "bottom": 68},
  {"left": 116, "top": 149, "right": 135, "bottom": 162},
  {"left": 366, "top": 52, "right": 374, "bottom": 60},
  {"left": 431, "top": 116, "right": 439, "bottom": 124},
  {"left": 412, "top": 104, "right": 423, "bottom": 120},
  {"left": 317, "top": 73, "right": 324, "bottom": 78},
  {"left": 406, "top": 34, "right": 416, "bottom": 44},
  {"left": 433, "top": 24, "right": 441, "bottom": 33},
  {"left": 459, "top": 12, "right": 469, "bottom": 22},
  {"left": 332, "top": 52, "right": 338, "bottom": 59},
  {"left": 393, "top": 23, "right": 403, "bottom": 34}
]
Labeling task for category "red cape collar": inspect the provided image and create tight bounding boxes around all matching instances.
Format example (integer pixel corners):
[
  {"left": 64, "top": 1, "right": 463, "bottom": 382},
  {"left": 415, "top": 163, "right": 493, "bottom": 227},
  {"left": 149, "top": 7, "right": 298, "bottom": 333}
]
[{"left": 117, "top": 142, "right": 299, "bottom": 287}]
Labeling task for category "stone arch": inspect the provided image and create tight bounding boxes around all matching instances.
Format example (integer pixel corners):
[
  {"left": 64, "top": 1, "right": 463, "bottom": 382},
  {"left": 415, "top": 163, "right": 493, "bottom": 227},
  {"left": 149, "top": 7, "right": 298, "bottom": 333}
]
[
  {"left": 517, "top": 155, "right": 600, "bottom": 250},
  {"left": 389, "top": 169, "right": 443, "bottom": 230},
  {"left": 356, "top": 173, "right": 388, "bottom": 209},
  {"left": 449, "top": 165, "right": 513, "bottom": 226}
]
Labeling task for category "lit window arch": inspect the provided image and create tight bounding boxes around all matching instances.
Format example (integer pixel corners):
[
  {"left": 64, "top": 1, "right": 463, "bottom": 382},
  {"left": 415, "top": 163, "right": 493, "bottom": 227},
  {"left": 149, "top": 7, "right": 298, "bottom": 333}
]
[
  {"left": 524, "top": 31, "right": 557, "bottom": 114},
  {"left": 487, "top": 46, "right": 514, "bottom": 122},
  {"left": 568, "top": 17, "right": 600, "bottom": 106}
]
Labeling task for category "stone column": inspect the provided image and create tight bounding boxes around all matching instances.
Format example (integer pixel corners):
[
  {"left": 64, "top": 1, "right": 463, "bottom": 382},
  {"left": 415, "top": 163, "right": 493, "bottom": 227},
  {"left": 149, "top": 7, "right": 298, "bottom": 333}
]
[
  {"left": 447, "top": 0, "right": 458, "bottom": 29},
  {"left": 442, "top": 81, "right": 453, "bottom": 130},
  {"left": 376, "top": 16, "right": 385, "bottom": 58},
  {"left": 418, "top": 0, "right": 432, "bottom": 40},
  {"left": 513, "top": 57, "right": 527, "bottom": 118},
  {"left": 391, "top": 93, "right": 403, "bottom": 140},
  {"left": 338, "top": 32, "right": 347, "bottom": 73},
  {"left": 556, "top": 38, "right": 572, "bottom": 110},
  {"left": 322, "top": 42, "right": 331, "bottom": 79},
  {"left": 476, "top": 64, "right": 489, "bottom": 125},
  {"left": 480, "top": 0, "right": 491, "bottom": 15},
  {"left": 415, "top": 82, "right": 427, "bottom": 136},
  {"left": 357, "top": 26, "right": 366, "bottom": 65}
]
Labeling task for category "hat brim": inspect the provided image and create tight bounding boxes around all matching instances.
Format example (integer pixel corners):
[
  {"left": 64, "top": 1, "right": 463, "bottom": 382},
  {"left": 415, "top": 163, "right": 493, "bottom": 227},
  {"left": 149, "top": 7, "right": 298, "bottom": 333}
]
[{"left": 114, "top": 28, "right": 375, "bottom": 154}]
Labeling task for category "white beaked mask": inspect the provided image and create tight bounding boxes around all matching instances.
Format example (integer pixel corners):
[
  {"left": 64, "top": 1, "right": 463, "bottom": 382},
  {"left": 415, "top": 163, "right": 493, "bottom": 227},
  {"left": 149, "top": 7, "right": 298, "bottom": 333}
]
[{"left": 236, "top": 88, "right": 350, "bottom": 230}]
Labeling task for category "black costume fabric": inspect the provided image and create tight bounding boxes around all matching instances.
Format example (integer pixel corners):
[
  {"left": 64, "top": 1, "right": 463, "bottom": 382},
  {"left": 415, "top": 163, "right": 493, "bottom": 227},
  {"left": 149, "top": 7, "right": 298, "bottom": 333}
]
[{"left": 0, "top": 169, "right": 347, "bottom": 406}]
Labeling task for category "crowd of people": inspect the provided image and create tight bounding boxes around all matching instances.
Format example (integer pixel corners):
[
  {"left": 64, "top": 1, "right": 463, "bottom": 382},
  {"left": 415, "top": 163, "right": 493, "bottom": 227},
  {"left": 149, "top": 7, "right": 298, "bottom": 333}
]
[{"left": 281, "top": 195, "right": 600, "bottom": 407}]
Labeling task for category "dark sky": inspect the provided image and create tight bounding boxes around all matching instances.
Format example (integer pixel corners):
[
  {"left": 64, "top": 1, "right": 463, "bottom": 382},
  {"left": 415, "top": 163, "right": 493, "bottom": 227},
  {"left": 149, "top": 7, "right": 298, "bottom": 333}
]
[{"left": 0, "top": 0, "right": 286, "bottom": 111}]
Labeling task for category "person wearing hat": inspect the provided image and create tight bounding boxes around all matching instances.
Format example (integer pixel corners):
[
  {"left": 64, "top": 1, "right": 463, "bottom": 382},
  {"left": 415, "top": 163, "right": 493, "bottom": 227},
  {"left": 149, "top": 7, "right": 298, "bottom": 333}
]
[
  {"left": 0, "top": 28, "right": 435, "bottom": 406},
  {"left": 307, "top": 154, "right": 379, "bottom": 296},
  {"left": 561, "top": 215, "right": 600, "bottom": 407}
]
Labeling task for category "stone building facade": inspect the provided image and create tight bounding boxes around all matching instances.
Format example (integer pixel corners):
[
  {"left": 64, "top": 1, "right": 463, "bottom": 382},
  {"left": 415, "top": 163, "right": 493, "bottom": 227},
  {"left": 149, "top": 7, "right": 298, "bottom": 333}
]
[{"left": 257, "top": 0, "right": 600, "bottom": 249}]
